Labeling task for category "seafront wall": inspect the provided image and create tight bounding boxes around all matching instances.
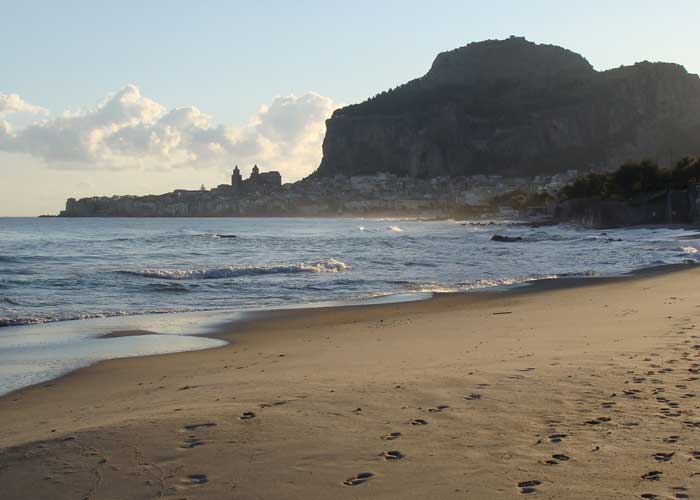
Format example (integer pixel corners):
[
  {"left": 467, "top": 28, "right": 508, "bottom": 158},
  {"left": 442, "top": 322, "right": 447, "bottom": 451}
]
[{"left": 554, "top": 189, "right": 698, "bottom": 228}]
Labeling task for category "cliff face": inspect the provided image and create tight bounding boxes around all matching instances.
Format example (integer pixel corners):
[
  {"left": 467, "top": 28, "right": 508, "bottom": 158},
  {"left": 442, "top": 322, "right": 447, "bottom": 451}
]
[{"left": 315, "top": 37, "right": 700, "bottom": 178}]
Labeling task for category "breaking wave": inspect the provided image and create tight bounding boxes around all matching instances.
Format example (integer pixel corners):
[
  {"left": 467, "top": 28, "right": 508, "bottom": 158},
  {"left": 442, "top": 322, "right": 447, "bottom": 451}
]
[{"left": 123, "top": 259, "right": 350, "bottom": 280}]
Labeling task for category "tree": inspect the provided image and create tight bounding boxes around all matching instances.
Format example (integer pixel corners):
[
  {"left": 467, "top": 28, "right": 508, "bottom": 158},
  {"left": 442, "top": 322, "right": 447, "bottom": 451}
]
[
  {"left": 559, "top": 160, "right": 672, "bottom": 201},
  {"left": 607, "top": 161, "right": 665, "bottom": 199},
  {"left": 560, "top": 172, "right": 608, "bottom": 199},
  {"left": 670, "top": 156, "right": 700, "bottom": 188}
]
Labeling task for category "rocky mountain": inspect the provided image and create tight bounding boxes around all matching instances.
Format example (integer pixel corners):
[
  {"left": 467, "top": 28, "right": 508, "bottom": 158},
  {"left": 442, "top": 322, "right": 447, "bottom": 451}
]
[{"left": 314, "top": 37, "right": 700, "bottom": 179}]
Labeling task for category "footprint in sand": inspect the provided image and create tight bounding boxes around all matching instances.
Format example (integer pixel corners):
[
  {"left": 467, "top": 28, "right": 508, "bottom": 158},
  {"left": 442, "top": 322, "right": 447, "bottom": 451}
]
[
  {"left": 183, "top": 474, "right": 208, "bottom": 485},
  {"left": 411, "top": 419, "right": 428, "bottom": 426},
  {"left": 545, "top": 454, "right": 570, "bottom": 465},
  {"left": 662, "top": 436, "right": 680, "bottom": 444},
  {"left": 259, "top": 400, "right": 288, "bottom": 408},
  {"left": 659, "top": 408, "right": 682, "bottom": 418},
  {"left": 517, "top": 480, "right": 541, "bottom": 494},
  {"left": 652, "top": 452, "right": 674, "bottom": 462},
  {"left": 464, "top": 393, "right": 482, "bottom": 401},
  {"left": 239, "top": 411, "right": 256, "bottom": 420},
  {"left": 641, "top": 471, "right": 663, "bottom": 481},
  {"left": 179, "top": 436, "right": 206, "bottom": 449},
  {"left": 382, "top": 450, "right": 404, "bottom": 460},
  {"left": 381, "top": 432, "right": 401, "bottom": 441},
  {"left": 428, "top": 405, "right": 450, "bottom": 412},
  {"left": 183, "top": 422, "right": 217, "bottom": 431},
  {"left": 640, "top": 494, "right": 659, "bottom": 499},
  {"left": 549, "top": 433, "right": 567, "bottom": 443},
  {"left": 585, "top": 416, "right": 611, "bottom": 425},
  {"left": 343, "top": 472, "right": 374, "bottom": 486}
]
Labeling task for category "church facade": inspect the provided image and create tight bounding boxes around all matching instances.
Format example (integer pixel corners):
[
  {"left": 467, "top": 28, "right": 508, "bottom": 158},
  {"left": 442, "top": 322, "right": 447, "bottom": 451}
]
[{"left": 231, "top": 165, "right": 282, "bottom": 192}]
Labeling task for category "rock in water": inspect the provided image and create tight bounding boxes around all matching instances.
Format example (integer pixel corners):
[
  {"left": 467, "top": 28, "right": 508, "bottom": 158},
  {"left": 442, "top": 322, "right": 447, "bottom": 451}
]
[{"left": 491, "top": 235, "right": 523, "bottom": 242}]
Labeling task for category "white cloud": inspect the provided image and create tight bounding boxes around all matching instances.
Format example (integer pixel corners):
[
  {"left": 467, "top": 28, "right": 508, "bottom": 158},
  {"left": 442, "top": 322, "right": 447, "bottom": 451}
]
[
  {"left": 0, "top": 120, "right": 12, "bottom": 146},
  {"left": 250, "top": 93, "right": 336, "bottom": 179},
  {"left": 0, "top": 93, "right": 48, "bottom": 116},
  {"left": 0, "top": 85, "right": 337, "bottom": 182}
]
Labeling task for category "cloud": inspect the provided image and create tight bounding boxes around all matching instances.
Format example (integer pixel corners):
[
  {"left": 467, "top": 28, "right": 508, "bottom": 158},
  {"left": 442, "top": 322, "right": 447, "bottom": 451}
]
[
  {"left": 0, "top": 85, "right": 337, "bottom": 181},
  {"left": 0, "top": 120, "right": 12, "bottom": 144},
  {"left": 0, "top": 93, "right": 48, "bottom": 116},
  {"left": 251, "top": 93, "right": 336, "bottom": 179}
]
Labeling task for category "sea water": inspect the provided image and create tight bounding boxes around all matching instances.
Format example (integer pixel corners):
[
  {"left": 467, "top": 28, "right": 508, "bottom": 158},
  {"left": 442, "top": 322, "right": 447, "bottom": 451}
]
[{"left": 1, "top": 216, "right": 699, "bottom": 395}]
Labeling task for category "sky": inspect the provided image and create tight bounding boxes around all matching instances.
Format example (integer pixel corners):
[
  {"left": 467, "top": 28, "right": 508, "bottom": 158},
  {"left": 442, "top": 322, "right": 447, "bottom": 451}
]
[{"left": 1, "top": 0, "right": 699, "bottom": 215}]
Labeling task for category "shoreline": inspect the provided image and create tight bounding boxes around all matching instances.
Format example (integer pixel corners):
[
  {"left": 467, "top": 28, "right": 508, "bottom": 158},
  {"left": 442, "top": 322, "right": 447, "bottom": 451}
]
[
  {"left": 3, "top": 264, "right": 700, "bottom": 498},
  {"left": 0, "top": 261, "right": 696, "bottom": 400},
  {"left": 199, "top": 261, "right": 698, "bottom": 341}
]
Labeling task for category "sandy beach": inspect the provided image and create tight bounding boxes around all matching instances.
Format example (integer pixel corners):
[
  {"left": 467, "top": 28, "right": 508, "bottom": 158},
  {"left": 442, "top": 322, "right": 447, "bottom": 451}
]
[{"left": 2, "top": 267, "right": 700, "bottom": 499}]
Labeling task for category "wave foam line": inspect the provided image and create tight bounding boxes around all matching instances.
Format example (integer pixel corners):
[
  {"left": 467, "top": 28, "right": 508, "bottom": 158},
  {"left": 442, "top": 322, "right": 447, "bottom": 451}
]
[
  {"left": 401, "top": 273, "right": 597, "bottom": 294},
  {"left": 0, "top": 306, "right": 209, "bottom": 328},
  {"left": 125, "top": 258, "right": 350, "bottom": 280}
]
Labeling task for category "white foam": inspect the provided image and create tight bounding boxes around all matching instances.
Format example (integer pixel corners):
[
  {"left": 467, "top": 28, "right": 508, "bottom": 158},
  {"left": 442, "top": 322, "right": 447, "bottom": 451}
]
[
  {"left": 403, "top": 275, "right": 563, "bottom": 294},
  {"left": 0, "top": 307, "right": 210, "bottom": 328},
  {"left": 681, "top": 246, "right": 698, "bottom": 254},
  {"left": 129, "top": 259, "right": 350, "bottom": 280},
  {"left": 388, "top": 226, "right": 404, "bottom": 232}
]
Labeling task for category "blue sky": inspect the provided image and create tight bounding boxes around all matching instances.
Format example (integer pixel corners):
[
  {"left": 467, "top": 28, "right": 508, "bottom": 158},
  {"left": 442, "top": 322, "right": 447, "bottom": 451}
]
[
  {"left": 1, "top": 1, "right": 699, "bottom": 215},
  {"left": 5, "top": 1, "right": 699, "bottom": 124}
]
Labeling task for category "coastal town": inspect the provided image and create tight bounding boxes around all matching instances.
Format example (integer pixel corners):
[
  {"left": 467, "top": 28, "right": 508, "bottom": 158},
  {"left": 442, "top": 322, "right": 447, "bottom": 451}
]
[{"left": 61, "top": 164, "right": 578, "bottom": 218}]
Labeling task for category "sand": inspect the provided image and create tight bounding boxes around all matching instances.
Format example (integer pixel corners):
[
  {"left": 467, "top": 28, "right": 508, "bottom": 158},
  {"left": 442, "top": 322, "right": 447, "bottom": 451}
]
[{"left": 2, "top": 267, "right": 700, "bottom": 499}]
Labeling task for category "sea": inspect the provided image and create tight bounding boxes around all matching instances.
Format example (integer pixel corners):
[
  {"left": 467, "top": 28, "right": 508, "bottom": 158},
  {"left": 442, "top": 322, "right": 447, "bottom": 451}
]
[{"left": 1, "top": 216, "right": 699, "bottom": 396}]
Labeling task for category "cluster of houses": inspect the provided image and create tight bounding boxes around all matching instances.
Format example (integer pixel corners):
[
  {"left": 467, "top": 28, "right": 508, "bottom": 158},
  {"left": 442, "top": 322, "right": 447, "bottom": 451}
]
[{"left": 61, "top": 165, "right": 579, "bottom": 217}]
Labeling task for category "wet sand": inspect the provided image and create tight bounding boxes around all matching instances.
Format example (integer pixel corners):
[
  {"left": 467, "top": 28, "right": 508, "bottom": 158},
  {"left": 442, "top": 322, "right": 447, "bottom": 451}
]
[
  {"left": 99, "top": 329, "right": 158, "bottom": 339},
  {"left": 2, "top": 267, "right": 700, "bottom": 499}
]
